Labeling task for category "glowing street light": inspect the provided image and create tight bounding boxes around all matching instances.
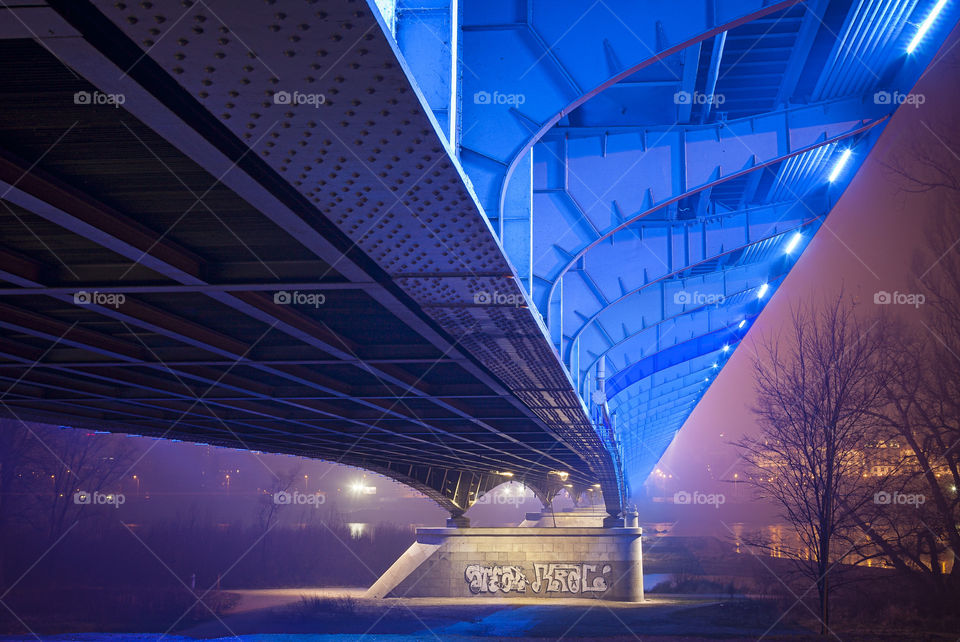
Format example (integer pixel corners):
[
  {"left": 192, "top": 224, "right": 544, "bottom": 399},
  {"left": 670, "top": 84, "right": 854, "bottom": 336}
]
[
  {"left": 757, "top": 283, "right": 769, "bottom": 299},
  {"left": 907, "top": 0, "right": 949, "bottom": 53},
  {"left": 784, "top": 232, "right": 803, "bottom": 254},
  {"left": 827, "top": 148, "right": 852, "bottom": 183},
  {"left": 738, "top": 320, "right": 747, "bottom": 329}
]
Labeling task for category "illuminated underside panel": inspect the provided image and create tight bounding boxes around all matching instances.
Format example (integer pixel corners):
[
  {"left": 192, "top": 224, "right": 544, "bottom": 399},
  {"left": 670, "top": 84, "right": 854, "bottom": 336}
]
[{"left": 424, "top": 0, "right": 956, "bottom": 496}]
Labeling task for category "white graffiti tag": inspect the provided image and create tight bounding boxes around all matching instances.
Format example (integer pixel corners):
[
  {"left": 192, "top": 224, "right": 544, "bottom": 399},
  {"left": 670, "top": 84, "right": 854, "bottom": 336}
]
[
  {"left": 464, "top": 562, "right": 612, "bottom": 595},
  {"left": 464, "top": 564, "right": 528, "bottom": 593},
  {"left": 530, "top": 563, "right": 612, "bottom": 594}
]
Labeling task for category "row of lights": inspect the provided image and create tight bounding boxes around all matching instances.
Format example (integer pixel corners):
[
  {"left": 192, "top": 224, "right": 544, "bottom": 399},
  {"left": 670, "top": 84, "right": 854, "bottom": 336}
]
[
  {"left": 704, "top": 228, "right": 798, "bottom": 381},
  {"left": 824, "top": 0, "right": 949, "bottom": 186},
  {"left": 635, "top": 0, "right": 947, "bottom": 430},
  {"left": 707, "top": 0, "right": 948, "bottom": 381}
]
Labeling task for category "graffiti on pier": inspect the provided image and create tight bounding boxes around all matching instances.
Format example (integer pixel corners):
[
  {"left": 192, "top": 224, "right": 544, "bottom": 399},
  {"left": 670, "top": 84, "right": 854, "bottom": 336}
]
[
  {"left": 464, "top": 562, "right": 612, "bottom": 595},
  {"left": 531, "top": 562, "right": 611, "bottom": 593},
  {"left": 464, "top": 564, "right": 528, "bottom": 593}
]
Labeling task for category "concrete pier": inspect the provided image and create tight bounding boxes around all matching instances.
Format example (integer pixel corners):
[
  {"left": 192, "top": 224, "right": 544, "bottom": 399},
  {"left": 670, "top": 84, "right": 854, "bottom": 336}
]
[{"left": 367, "top": 526, "right": 644, "bottom": 601}]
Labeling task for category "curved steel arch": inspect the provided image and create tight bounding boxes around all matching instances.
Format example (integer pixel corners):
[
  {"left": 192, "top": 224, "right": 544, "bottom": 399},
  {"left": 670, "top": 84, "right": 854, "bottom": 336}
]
[
  {"left": 392, "top": 0, "right": 958, "bottom": 500},
  {"left": 563, "top": 220, "right": 811, "bottom": 372},
  {"left": 538, "top": 115, "right": 887, "bottom": 326}
]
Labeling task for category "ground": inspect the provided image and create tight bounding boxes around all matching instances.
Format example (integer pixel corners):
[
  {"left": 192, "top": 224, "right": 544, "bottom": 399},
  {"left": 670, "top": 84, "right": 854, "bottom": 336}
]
[{"left": 2, "top": 587, "right": 942, "bottom": 641}]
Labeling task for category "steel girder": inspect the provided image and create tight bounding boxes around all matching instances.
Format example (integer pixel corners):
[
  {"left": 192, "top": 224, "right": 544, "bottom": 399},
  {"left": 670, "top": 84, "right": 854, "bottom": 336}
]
[
  {"left": 0, "top": 0, "right": 623, "bottom": 517},
  {"left": 456, "top": 0, "right": 804, "bottom": 221}
]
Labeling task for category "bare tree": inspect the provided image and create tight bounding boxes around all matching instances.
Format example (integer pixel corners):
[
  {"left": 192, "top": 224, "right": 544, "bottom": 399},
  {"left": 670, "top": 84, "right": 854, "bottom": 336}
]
[
  {"left": 0, "top": 418, "right": 48, "bottom": 586},
  {"left": 850, "top": 214, "right": 960, "bottom": 600},
  {"left": 855, "top": 113, "right": 960, "bottom": 600},
  {"left": 735, "top": 293, "right": 891, "bottom": 633},
  {"left": 256, "top": 465, "right": 301, "bottom": 573},
  {"left": 30, "top": 425, "right": 138, "bottom": 541}
]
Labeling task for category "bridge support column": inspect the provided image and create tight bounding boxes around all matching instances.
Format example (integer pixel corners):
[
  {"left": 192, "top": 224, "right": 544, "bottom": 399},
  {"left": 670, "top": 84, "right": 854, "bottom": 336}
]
[
  {"left": 366, "top": 526, "right": 644, "bottom": 601},
  {"left": 602, "top": 510, "right": 625, "bottom": 528},
  {"left": 446, "top": 510, "right": 471, "bottom": 528}
]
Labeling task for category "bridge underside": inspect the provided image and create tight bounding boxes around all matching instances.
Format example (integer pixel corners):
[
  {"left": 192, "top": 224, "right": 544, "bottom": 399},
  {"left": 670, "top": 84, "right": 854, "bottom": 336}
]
[
  {"left": 0, "top": 0, "right": 955, "bottom": 515},
  {"left": 0, "top": 1, "right": 618, "bottom": 516}
]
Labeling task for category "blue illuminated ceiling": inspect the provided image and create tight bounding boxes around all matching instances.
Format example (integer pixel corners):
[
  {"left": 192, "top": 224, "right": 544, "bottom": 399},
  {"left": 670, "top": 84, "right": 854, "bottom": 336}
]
[{"left": 390, "top": 0, "right": 959, "bottom": 496}]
